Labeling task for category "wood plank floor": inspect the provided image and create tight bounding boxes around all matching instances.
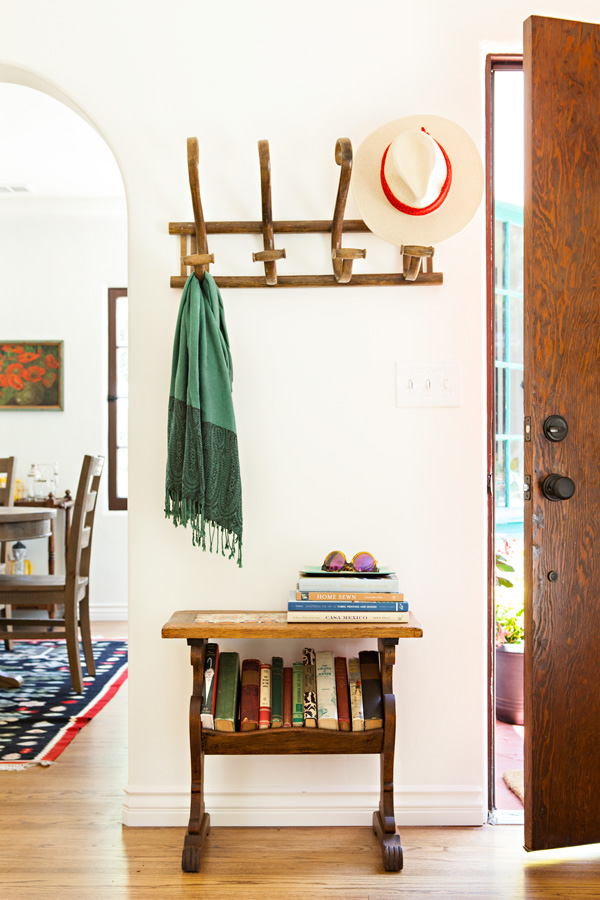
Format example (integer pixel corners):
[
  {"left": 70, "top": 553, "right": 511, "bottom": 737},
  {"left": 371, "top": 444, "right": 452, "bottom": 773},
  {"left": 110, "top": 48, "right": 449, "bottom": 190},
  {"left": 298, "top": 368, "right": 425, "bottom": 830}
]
[{"left": 2, "top": 624, "right": 600, "bottom": 899}]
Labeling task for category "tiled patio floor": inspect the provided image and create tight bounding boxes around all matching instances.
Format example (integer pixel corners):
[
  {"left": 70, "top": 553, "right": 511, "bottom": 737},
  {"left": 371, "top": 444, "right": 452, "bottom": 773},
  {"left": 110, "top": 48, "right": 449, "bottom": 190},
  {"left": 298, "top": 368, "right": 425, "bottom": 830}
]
[{"left": 495, "top": 718, "right": 524, "bottom": 810}]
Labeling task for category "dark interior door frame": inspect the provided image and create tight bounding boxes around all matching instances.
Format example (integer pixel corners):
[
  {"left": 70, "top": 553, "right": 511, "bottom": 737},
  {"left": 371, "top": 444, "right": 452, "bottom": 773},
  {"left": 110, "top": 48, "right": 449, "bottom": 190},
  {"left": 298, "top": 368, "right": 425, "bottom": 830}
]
[{"left": 485, "top": 52, "right": 524, "bottom": 816}]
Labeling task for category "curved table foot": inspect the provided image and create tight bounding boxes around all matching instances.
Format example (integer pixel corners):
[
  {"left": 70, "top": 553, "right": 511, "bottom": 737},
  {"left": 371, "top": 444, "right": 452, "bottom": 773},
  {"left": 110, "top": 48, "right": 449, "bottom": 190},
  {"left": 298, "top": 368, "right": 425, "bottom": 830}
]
[
  {"left": 182, "top": 812, "right": 211, "bottom": 872},
  {"left": 373, "top": 810, "right": 403, "bottom": 871}
]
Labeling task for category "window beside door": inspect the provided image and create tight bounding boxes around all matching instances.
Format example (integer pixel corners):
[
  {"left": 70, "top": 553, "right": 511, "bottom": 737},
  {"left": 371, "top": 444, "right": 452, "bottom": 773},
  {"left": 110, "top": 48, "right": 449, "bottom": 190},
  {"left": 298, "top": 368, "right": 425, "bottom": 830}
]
[
  {"left": 494, "top": 201, "right": 524, "bottom": 534},
  {"left": 108, "top": 288, "right": 128, "bottom": 511}
]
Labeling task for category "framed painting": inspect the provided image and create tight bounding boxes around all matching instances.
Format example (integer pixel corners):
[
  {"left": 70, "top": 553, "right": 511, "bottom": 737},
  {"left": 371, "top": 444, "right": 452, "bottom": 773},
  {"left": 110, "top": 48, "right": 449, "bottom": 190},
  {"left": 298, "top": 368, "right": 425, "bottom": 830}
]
[{"left": 0, "top": 341, "right": 64, "bottom": 410}]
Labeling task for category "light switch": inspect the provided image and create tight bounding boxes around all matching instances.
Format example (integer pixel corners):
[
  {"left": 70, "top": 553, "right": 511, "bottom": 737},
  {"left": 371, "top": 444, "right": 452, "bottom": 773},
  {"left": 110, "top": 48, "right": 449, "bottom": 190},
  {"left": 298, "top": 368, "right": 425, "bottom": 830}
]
[{"left": 395, "top": 361, "right": 461, "bottom": 407}]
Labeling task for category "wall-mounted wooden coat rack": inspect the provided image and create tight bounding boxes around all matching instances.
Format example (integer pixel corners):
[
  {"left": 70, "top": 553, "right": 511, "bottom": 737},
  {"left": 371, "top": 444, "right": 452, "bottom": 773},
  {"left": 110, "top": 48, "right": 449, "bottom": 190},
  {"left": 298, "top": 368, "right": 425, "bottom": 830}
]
[{"left": 169, "top": 137, "right": 444, "bottom": 289}]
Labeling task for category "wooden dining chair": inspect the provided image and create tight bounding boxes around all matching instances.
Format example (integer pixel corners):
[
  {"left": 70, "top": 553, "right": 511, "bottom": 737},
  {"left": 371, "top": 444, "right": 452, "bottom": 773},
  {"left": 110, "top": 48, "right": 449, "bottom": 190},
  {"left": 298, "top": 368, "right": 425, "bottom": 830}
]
[
  {"left": 0, "top": 456, "right": 17, "bottom": 574},
  {"left": 0, "top": 456, "right": 17, "bottom": 650},
  {"left": 0, "top": 455, "right": 104, "bottom": 693}
]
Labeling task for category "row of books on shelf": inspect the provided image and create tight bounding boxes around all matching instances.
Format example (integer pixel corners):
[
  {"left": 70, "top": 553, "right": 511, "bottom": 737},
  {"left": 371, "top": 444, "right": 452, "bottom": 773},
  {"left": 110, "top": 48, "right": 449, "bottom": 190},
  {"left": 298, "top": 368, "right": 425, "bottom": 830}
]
[
  {"left": 201, "top": 645, "right": 384, "bottom": 733},
  {"left": 287, "top": 569, "right": 408, "bottom": 623}
]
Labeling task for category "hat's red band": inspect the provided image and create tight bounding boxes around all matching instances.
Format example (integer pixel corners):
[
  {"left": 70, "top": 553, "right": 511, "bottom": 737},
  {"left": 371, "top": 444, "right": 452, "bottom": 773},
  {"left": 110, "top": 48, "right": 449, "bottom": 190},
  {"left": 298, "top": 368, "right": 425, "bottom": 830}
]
[{"left": 380, "top": 128, "right": 452, "bottom": 217}]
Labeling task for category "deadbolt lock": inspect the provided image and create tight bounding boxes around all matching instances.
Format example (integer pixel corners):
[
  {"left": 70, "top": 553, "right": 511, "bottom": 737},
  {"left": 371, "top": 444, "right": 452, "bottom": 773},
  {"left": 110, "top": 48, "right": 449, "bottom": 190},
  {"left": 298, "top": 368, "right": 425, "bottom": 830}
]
[{"left": 543, "top": 415, "right": 569, "bottom": 442}]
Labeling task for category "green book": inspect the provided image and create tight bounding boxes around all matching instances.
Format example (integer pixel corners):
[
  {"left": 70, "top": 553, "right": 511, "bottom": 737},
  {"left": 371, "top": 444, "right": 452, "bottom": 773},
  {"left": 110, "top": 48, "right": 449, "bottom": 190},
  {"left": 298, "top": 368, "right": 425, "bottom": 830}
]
[
  {"left": 214, "top": 651, "right": 240, "bottom": 732},
  {"left": 271, "top": 656, "right": 284, "bottom": 728},
  {"left": 292, "top": 661, "right": 304, "bottom": 726}
]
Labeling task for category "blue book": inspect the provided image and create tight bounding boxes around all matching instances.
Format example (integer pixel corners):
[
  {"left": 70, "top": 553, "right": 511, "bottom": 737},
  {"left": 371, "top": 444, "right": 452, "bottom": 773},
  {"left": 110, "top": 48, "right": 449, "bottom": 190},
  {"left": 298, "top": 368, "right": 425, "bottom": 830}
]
[{"left": 288, "top": 600, "right": 409, "bottom": 612}]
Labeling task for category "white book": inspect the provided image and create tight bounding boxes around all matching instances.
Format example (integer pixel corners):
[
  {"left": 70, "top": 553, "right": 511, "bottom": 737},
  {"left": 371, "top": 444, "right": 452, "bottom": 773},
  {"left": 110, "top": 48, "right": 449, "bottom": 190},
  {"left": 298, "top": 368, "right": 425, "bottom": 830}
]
[
  {"left": 297, "top": 575, "right": 400, "bottom": 593},
  {"left": 315, "top": 650, "right": 339, "bottom": 730},
  {"left": 348, "top": 657, "right": 365, "bottom": 731}
]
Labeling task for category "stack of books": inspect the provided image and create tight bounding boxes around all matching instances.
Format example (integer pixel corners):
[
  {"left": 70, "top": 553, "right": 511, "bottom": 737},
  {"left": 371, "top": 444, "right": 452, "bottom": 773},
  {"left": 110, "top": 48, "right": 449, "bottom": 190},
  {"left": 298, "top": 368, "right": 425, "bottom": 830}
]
[
  {"left": 287, "top": 565, "right": 408, "bottom": 623},
  {"left": 200, "top": 644, "right": 384, "bottom": 733}
]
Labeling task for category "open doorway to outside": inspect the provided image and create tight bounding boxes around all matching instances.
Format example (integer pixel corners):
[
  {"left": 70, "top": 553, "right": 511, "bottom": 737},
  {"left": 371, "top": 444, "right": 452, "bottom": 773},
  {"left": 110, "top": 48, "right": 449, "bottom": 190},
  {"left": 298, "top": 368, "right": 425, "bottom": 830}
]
[{"left": 486, "top": 55, "right": 525, "bottom": 816}]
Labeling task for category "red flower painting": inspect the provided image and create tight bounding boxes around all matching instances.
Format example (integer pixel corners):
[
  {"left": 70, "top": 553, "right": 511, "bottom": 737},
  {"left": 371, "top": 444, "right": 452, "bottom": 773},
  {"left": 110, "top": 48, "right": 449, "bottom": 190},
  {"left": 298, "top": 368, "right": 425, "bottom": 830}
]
[{"left": 0, "top": 341, "right": 63, "bottom": 409}]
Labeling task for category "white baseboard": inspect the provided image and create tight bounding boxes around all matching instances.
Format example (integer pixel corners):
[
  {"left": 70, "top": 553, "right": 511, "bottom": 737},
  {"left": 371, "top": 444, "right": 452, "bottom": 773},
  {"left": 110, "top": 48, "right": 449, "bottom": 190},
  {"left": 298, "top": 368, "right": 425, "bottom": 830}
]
[
  {"left": 122, "top": 783, "right": 485, "bottom": 828},
  {"left": 90, "top": 604, "right": 128, "bottom": 621}
]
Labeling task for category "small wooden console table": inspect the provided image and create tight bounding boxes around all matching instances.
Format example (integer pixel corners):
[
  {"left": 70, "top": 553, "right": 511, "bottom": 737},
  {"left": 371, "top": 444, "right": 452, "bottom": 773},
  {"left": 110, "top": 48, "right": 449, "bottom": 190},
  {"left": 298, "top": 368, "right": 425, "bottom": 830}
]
[{"left": 162, "top": 610, "right": 423, "bottom": 873}]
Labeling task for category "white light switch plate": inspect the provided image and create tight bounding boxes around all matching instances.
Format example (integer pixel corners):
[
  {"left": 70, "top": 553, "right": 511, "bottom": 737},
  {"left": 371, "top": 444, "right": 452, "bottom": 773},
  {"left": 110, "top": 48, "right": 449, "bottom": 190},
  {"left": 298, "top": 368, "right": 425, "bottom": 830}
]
[{"left": 395, "top": 361, "right": 461, "bottom": 407}]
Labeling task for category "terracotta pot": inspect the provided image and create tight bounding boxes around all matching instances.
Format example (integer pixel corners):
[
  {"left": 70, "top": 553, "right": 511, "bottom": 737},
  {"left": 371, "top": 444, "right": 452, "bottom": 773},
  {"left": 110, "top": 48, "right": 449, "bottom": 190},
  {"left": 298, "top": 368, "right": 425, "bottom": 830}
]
[{"left": 495, "top": 643, "right": 524, "bottom": 725}]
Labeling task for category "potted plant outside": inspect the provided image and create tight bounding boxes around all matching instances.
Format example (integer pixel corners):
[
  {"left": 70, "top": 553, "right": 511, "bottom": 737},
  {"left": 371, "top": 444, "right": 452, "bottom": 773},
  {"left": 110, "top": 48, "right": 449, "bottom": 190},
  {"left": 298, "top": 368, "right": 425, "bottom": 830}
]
[{"left": 495, "top": 550, "right": 524, "bottom": 725}]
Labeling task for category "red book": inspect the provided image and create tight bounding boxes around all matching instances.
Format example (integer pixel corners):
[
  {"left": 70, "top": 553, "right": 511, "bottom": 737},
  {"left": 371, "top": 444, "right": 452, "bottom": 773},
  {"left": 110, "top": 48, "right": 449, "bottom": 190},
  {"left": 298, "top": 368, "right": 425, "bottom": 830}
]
[
  {"left": 334, "top": 656, "right": 351, "bottom": 732},
  {"left": 283, "top": 666, "right": 293, "bottom": 727},
  {"left": 240, "top": 658, "right": 261, "bottom": 731},
  {"left": 259, "top": 661, "right": 272, "bottom": 729}
]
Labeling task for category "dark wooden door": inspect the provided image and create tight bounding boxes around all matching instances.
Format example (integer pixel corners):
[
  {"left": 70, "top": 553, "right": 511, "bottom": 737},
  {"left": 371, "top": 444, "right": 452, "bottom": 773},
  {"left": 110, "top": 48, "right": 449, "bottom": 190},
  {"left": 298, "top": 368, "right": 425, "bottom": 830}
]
[{"left": 523, "top": 14, "right": 600, "bottom": 851}]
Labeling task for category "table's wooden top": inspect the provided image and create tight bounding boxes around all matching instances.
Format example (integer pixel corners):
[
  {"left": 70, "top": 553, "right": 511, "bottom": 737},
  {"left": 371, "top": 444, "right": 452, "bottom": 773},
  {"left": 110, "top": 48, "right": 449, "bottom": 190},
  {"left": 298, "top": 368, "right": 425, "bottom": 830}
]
[
  {"left": 0, "top": 507, "right": 57, "bottom": 523},
  {"left": 162, "top": 610, "right": 423, "bottom": 640},
  {"left": 0, "top": 506, "right": 57, "bottom": 541},
  {"left": 15, "top": 494, "right": 74, "bottom": 510}
]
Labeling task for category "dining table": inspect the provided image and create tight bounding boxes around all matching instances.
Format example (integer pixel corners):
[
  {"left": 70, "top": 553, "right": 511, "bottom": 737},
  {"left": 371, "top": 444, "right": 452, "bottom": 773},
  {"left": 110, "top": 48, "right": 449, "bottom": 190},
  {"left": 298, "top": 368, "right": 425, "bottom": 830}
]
[{"left": 0, "top": 507, "right": 57, "bottom": 689}]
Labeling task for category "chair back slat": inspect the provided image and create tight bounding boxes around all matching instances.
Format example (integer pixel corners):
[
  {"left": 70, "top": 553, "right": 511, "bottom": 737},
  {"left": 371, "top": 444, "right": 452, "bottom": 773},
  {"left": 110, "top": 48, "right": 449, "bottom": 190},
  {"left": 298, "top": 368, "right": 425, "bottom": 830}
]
[
  {"left": 0, "top": 457, "right": 17, "bottom": 508},
  {"left": 66, "top": 455, "right": 104, "bottom": 586},
  {"left": 0, "top": 456, "right": 17, "bottom": 567}
]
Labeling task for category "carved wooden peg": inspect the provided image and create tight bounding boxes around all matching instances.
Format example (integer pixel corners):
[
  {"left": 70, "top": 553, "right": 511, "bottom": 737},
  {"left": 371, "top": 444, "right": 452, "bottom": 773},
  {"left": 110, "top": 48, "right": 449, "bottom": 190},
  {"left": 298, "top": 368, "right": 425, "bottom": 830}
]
[
  {"left": 331, "top": 138, "right": 366, "bottom": 283},
  {"left": 401, "top": 245, "right": 434, "bottom": 282},
  {"left": 253, "top": 139, "right": 286, "bottom": 285},
  {"left": 186, "top": 137, "right": 212, "bottom": 282}
]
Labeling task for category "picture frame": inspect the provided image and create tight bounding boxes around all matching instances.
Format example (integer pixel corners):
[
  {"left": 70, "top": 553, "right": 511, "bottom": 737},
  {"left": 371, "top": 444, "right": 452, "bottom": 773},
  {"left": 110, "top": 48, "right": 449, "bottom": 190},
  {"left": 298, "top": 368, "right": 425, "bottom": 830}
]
[{"left": 0, "top": 341, "right": 64, "bottom": 410}]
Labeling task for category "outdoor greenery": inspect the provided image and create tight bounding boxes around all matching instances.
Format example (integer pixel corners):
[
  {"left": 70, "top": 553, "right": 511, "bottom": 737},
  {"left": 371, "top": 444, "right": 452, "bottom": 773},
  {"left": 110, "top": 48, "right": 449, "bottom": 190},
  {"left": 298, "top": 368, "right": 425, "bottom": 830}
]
[{"left": 495, "top": 545, "right": 524, "bottom": 646}]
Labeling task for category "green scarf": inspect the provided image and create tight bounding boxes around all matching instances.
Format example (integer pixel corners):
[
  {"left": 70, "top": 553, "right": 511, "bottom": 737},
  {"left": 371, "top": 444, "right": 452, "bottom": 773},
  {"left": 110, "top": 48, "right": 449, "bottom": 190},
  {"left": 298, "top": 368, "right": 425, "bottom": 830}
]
[{"left": 165, "top": 272, "right": 243, "bottom": 566}]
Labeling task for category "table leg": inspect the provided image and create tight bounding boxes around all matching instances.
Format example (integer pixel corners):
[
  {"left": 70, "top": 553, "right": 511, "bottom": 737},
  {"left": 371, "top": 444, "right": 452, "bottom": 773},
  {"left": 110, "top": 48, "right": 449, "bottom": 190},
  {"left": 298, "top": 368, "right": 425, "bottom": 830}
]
[
  {"left": 47, "top": 515, "right": 55, "bottom": 576},
  {"left": 373, "top": 637, "right": 403, "bottom": 871},
  {"left": 182, "top": 639, "right": 210, "bottom": 872}
]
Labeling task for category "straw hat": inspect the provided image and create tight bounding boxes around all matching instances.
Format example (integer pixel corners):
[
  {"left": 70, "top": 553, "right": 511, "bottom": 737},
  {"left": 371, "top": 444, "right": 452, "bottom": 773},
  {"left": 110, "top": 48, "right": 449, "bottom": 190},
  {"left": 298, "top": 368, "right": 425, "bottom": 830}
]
[{"left": 352, "top": 115, "right": 483, "bottom": 246}]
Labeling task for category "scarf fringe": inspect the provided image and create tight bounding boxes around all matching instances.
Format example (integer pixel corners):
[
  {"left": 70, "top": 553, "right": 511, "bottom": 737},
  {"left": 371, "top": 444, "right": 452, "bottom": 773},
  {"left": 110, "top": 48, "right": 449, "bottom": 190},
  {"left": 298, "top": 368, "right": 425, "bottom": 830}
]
[{"left": 165, "top": 491, "right": 242, "bottom": 567}]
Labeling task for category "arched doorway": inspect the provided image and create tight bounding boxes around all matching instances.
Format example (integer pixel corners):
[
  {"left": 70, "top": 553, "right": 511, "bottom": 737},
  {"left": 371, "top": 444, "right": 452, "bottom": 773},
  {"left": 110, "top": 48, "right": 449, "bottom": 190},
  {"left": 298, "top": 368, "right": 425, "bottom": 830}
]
[{"left": 0, "top": 67, "right": 128, "bottom": 624}]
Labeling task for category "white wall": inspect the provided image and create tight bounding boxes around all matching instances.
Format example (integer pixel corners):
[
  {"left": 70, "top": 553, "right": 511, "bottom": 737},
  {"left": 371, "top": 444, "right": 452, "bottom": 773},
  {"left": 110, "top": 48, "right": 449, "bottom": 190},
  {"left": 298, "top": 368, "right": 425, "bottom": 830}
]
[
  {"left": 0, "top": 198, "right": 128, "bottom": 619},
  {"left": 2, "top": 0, "right": 599, "bottom": 828}
]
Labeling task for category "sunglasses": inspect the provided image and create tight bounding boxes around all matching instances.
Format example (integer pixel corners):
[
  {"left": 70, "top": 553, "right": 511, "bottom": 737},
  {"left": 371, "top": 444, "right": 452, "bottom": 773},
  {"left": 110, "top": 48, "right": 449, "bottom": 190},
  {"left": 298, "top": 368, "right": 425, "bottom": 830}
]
[{"left": 321, "top": 550, "right": 378, "bottom": 573}]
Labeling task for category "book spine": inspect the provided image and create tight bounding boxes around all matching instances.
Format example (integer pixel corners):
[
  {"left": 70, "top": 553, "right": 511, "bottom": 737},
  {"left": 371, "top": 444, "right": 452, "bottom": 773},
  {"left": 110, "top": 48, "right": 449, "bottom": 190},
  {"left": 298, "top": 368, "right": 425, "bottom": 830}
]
[
  {"left": 259, "top": 662, "right": 271, "bottom": 729},
  {"left": 348, "top": 656, "right": 364, "bottom": 731},
  {"left": 287, "top": 610, "right": 409, "bottom": 623},
  {"left": 302, "top": 647, "right": 317, "bottom": 727},
  {"left": 283, "top": 666, "right": 293, "bottom": 727},
  {"left": 297, "top": 577, "right": 400, "bottom": 592},
  {"left": 296, "top": 591, "right": 404, "bottom": 602},
  {"left": 289, "top": 600, "right": 409, "bottom": 612},
  {"left": 315, "top": 650, "right": 339, "bottom": 730},
  {"left": 239, "top": 658, "right": 260, "bottom": 731},
  {"left": 359, "top": 649, "right": 383, "bottom": 730},
  {"left": 271, "top": 656, "right": 284, "bottom": 728},
  {"left": 292, "top": 661, "right": 304, "bottom": 726},
  {"left": 334, "top": 656, "right": 351, "bottom": 731},
  {"left": 200, "top": 642, "right": 219, "bottom": 729},
  {"left": 214, "top": 651, "right": 240, "bottom": 732}
]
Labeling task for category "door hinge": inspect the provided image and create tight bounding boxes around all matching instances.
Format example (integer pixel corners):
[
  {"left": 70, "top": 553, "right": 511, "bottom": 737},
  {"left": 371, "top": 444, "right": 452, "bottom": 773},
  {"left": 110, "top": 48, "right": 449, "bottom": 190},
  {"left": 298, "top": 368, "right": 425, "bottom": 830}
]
[
  {"left": 525, "top": 416, "right": 531, "bottom": 441},
  {"left": 524, "top": 475, "right": 531, "bottom": 501},
  {"left": 487, "top": 473, "right": 494, "bottom": 497}
]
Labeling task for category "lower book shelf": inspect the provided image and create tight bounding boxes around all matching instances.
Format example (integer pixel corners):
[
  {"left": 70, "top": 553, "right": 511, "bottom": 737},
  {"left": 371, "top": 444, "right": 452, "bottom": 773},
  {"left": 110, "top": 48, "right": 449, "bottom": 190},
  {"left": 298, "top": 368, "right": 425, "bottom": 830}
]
[{"left": 202, "top": 725, "right": 384, "bottom": 755}]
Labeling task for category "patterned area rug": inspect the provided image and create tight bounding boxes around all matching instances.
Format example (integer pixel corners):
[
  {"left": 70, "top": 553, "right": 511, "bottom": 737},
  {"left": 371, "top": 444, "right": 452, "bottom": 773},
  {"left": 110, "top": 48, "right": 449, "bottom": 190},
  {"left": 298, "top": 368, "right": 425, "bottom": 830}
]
[{"left": 0, "top": 639, "right": 127, "bottom": 769}]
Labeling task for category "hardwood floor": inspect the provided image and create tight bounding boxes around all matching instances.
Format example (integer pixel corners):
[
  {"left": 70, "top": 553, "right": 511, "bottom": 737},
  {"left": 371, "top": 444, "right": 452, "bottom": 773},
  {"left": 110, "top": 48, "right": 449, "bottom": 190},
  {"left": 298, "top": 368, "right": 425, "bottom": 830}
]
[{"left": 2, "top": 623, "right": 600, "bottom": 899}]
